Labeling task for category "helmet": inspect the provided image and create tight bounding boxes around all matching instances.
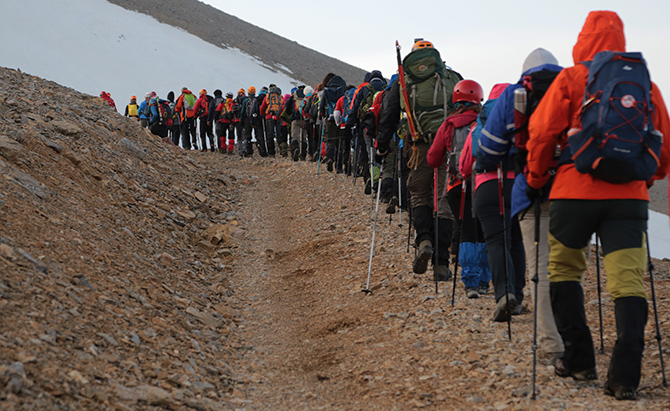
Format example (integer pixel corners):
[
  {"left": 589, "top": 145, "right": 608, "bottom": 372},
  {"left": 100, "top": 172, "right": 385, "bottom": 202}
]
[
  {"left": 248, "top": 86, "right": 256, "bottom": 94},
  {"left": 238, "top": 88, "right": 245, "bottom": 95},
  {"left": 411, "top": 40, "right": 434, "bottom": 51},
  {"left": 145, "top": 92, "right": 151, "bottom": 98},
  {"left": 131, "top": 95, "right": 137, "bottom": 100},
  {"left": 452, "top": 80, "right": 484, "bottom": 105},
  {"left": 200, "top": 89, "right": 207, "bottom": 95},
  {"left": 226, "top": 92, "right": 233, "bottom": 98}
]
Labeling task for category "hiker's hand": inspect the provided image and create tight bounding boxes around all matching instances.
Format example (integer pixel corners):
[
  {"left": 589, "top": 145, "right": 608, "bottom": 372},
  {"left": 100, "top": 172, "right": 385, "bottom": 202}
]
[
  {"left": 525, "top": 185, "right": 543, "bottom": 203},
  {"left": 375, "top": 148, "right": 389, "bottom": 164}
]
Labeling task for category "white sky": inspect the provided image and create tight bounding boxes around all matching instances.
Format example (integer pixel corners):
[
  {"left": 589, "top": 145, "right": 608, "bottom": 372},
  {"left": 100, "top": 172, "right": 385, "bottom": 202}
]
[{"left": 202, "top": 0, "right": 670, "bottom": 100}]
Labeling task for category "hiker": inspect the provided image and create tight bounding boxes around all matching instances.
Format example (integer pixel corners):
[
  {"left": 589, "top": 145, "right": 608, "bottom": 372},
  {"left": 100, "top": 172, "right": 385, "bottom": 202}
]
[
  {"left": 348, "top": 71, "right": 387, "bottom": 187},
  {"left": 320, "top": 74, "right": 347, "bottom": 172},
  {"left": 427, "top": 79, "right": 484, "bottom": 297},
  {"left": 194, "top": 89, "right": 214, "bottom": 152},
  {"left": 138, "top": 92, "right": 150, "bottom": 128},
  {"left": 175, "top": 87, "right": 198, "bottom": 150},
  {"left": 253, "top": 86, "right": 269, "bottom": 157},
  {"left": 301, "top": 86, "right": 318, "bottom": 160},
  {"left": 527, "top": 11, "right": 670, "bottom": 399},
  {"left": 243, "top": 86, "right": 257, "bottom": 157},
  {"left": 288, "top": 87, "right": 308, "bottom": 161},
  {"left": 276, "top": 92, "right": 292, "bottom": 157},
  {"left": 371, "top": 75, "right": 402, "bottom": 206},
  {"left": 232, "top": 88, "right": 247, "bottom": 157},
  {"left": 148, "top": 95, "right": 169, "bottom": 138},
  {"left": 333, "top": 85, "right": 357, "bottom": 172},
  {"left": 456, "top": 84, "right": 510, "bottom": 300},
  {"left": 100, "top": 91, "right": 117, "bottom": 111},
  {"left": 376, "top": 40, "right": 463, "bottom": 281},
  {"left": 124, "top": 96, "right": 139, "bottom": 121},
  {"left": 215, "top": 92, "right": 235, "bottom": 154},
  {"left": 208, "top": 90, "right": 225, "bottom": 152},
  {"left": 260, "top": 84, "right": 283, "bottom": 157},
  {"left": 166, "top": 91, "right": 181, "bottom": 146}
]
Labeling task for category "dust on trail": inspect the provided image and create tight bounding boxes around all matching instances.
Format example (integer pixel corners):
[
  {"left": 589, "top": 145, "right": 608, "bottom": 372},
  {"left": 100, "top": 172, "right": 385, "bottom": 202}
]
[{"left": 224, "top": 158, "right": 670, "bottom": 410}]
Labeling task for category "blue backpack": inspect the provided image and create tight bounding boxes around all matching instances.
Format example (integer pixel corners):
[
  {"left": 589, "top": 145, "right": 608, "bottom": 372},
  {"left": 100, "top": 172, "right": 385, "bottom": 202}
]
[
  {"left": 566, "top": 51, "right": 663, "bottom": 183},
  {"left": 342, "top": 87, "right": 356, "bottom": 122}
]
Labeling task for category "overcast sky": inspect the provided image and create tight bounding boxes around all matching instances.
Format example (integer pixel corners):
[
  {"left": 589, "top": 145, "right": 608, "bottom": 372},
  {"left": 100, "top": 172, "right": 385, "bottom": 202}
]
[{"left": 202, "top": 0, "right": 670, "bottom": 99}]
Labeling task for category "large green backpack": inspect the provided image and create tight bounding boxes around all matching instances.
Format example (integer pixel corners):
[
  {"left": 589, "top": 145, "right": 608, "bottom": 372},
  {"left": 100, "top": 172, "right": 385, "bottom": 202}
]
[
  {"left": 400, "top": 47, "right": 462, "bottom": 142},
  {"left": 357, "top": 83, "right": 377, "bottom": 122}
]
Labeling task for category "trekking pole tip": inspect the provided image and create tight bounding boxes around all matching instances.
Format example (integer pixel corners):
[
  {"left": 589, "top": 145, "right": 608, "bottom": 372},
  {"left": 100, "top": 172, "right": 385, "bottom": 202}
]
[{"left": 361, "top": 288, "right": 372, "bottom": 295}]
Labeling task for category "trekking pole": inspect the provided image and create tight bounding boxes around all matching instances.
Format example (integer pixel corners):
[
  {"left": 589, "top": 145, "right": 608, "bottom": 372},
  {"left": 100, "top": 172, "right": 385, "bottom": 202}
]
[
  {"left": 451, "top": 180, "right": 467, "bottom": 307},
  {"left": 407, "top": 205, "right": 412, "bottom": 253},
  {"left": 353, "top": 132, "right": 360, "bottom": 186},
  {"left": 397, "top": 140, "right": 403, "bottom": 228},
  {"left": 433, "top": 167, "right": 440, "bottom": 294},
  {"left": 317, "top": 121, "right": 325, "bottom": 175},
  {"left": 531, "top": 198, "right": 541, "bottom": 400},
  {"left": 497, "top": 164, "right": 512, "bottom": 341},
  {"left": 363, "top": 163, "right": 385, "bottom": 294},
  {"left": 594, "top": 235, "right": 605, "bottom": 354},
  {"left": 645, "top": 230, "right": 668, "bottom": 387}
]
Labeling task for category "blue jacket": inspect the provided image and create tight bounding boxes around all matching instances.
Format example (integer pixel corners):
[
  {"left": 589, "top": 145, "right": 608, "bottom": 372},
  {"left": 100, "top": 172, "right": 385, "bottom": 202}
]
[
  {"left": 477, "top": 63, "right": 562, "bottom": 216},
  {"left": 139, "top": 99, "right": 150, "bottom": 120}
]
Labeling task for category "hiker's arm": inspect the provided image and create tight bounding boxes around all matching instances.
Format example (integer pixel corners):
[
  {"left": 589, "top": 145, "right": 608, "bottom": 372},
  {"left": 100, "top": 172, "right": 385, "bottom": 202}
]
[
  {"left": 375, "top": 81, "right": 400, "bottom": 153},
  {"left": 650, "top": 82, "right": 670, "bottom": 182}
]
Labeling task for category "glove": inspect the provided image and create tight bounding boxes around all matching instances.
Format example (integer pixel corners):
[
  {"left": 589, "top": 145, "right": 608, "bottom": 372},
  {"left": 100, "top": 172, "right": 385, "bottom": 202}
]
[
  {"left": 525, "top": 184, "right": 543, "bottom": 203},
  {"left": 375, "top": 147, "right": 389, "bottom": 164}
]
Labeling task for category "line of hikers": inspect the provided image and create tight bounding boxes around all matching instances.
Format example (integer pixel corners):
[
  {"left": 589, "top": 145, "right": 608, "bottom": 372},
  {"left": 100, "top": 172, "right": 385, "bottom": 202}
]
[{"left": 114, "top": 10, "right": 669, "bottom": 402}]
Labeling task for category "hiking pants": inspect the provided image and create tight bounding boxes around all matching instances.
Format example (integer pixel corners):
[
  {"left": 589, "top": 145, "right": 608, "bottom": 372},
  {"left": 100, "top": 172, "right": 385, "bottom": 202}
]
[
  {"left": 519, "top": 201, "right": 564, "bottom": 355},
  {"left": 264, "top": 118, "right": 278, "bottom": 156},
  {"left": 255, "top": 123, "right": 267, "bottom": 157},
  {"left": 449, "top": 182, "right": 491, "bottom": 290},
  {"left": 474, "top": 178, "right": 525, "bottom": 304},
  {"left": 181, "top": 117, "right": 197, "bottom": 150},
  {"left": 234, "top": 122, "right": 244, "bottom": 156},
  {"left": 278, "top": 123, "right": 289, "bottom": 156},
  {"left": 170, "top": 124, "right": 181, "bottom": 146},
  {"left": 290, "top": 120, "right": 307, "bottom": 158},
  {"left": 548, "top": 199, "right": 648, "bottom": 298},
  {"left": 243, "top": 122, "right": 253, "bottom": 156},
  {"left": 215, "top": 122, "right": 226, "bottom": 151},
  {"left": 198, "top": 117, "right": 214, "bottom": 150}
]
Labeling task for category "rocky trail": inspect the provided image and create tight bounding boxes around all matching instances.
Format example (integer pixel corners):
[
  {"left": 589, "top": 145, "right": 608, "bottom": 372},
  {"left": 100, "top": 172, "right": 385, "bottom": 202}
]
[{"left": 0, "top": 67, "right": 670, "bottom": 410}]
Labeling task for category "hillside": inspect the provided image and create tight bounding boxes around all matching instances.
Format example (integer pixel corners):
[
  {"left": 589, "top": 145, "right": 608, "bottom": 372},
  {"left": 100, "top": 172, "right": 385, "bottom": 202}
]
[
  {"left": 106, "top": 0, "right": 368, "bottom": 87},
  {"left": 0, "top": 68, "right": 669, "bottom": 410}
]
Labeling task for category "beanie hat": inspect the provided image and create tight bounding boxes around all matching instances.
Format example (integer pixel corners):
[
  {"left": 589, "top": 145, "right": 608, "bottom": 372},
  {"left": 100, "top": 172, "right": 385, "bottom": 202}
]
[
  {"left": 303, "top": 86, "right": 314, "bottom": 96},
  {"left": 261, "top": 86, "right": 269, "bottom": 94},
  {"left": 213, "top": 89, "right": 222, "bottom": 97},
  {"left": 269, "top": 83, "right": 277, "bottom": 88},
  {"left": 248, "top": 86, "right": 256, "bottom": 94},
  {"left": 522, "top": 48, "right": 559, "bottom": 74}
]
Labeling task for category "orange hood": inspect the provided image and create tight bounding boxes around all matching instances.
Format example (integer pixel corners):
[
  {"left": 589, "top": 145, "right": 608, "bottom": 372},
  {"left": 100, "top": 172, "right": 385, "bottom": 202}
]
[{"left": 572, "top": 11, "right": 626, "bottom": 64}]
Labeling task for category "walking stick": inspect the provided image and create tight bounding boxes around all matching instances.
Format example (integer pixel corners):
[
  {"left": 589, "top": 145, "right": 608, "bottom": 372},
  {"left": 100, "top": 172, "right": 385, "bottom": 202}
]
[
  {"left": 398, "top": 140, "right": 403, "bottom": 227},
  {"left": 497, "top": 164, "right": 512, "bottom": 341},
  {"left": 645, "top": 231, "right": 668, "bottom": 387},
  {"left": 451, "top": 179, "right": 467, "bottom": 306},
  {"left": 433, "top": 167, "right": 439, "bottom": 294},
  {"left": 595, "top": 235, "right": 605, "bottom": 354},
  {"left": 363, "top": 163, "right": 385, "bottom": 294},
  {"left": 531, "top": 199, "right": 541, "bottom": 400}
]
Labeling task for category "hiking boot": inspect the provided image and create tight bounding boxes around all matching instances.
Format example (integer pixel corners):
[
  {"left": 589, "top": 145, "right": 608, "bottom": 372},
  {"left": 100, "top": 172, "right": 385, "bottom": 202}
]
[
  {"left": 386, "top": 196, "right": 399, "bottom": 214},
  {"left": 553, "top": 357, "right": 598, "bottom": 381},
  {"left": 433, "top": 265, "right": 451, "bottom": 282},
  {"left": 327, "top": 159, "right": 334, "bottom": 172},
  {"left": 364, "top": 179, "right": 372, "bottom": 195},
  {"left": 412, "top": 240, "right": 433, "bottom": 274},
  {"left": 466, "top": 288, "right": 480, "bottom": 299},
  {"left": 604, "top": 384, "right": 637, "bottom": 401},
  {"left": 492, "top": 293, "right": 518, "bottom": 322},
  {"left": 292, "top": 149, "right": 299, "bottom": 161},
  {"left": 478, "top": 283, "right": 490, "bottom": 295},
  {"left": 512, "top": 304, "right": 522, "bottom": 315},
  {"left": 210, "top": 147, "right": 215, "bottom": 152}
]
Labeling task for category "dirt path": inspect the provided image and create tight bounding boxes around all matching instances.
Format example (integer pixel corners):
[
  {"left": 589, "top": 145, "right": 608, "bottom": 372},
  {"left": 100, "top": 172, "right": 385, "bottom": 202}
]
[{"left": 223, "top": 158, "right": 670, "bottom": 410}]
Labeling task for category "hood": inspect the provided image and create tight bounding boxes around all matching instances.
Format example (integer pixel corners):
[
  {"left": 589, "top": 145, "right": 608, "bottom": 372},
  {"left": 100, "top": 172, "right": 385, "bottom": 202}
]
[
  {"left": 369, "top": 70, "right": 384, "bottom": 81},
  {"left": 488, "top": 83, "right": 511, "bottom": 100},
  {"left": 364, "top": 72, "right": 371, "bottom": 83},
  {"left": 326, "top": 75, "right": 346, "bottom": 90},
  {"left": 167, "top": 91, "right": 175, "bottom": 102},
  {"left": 370, "top": 77, "right": 387, "bottom": 91},
  {"left": 572, "top": 11, "right": 625, "bottom": 64}
]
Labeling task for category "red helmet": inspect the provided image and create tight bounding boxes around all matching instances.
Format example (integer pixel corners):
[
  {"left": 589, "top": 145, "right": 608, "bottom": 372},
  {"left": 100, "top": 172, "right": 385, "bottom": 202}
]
[{"left": 452, "top": 80, "right": 484, "bottom": 105}]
